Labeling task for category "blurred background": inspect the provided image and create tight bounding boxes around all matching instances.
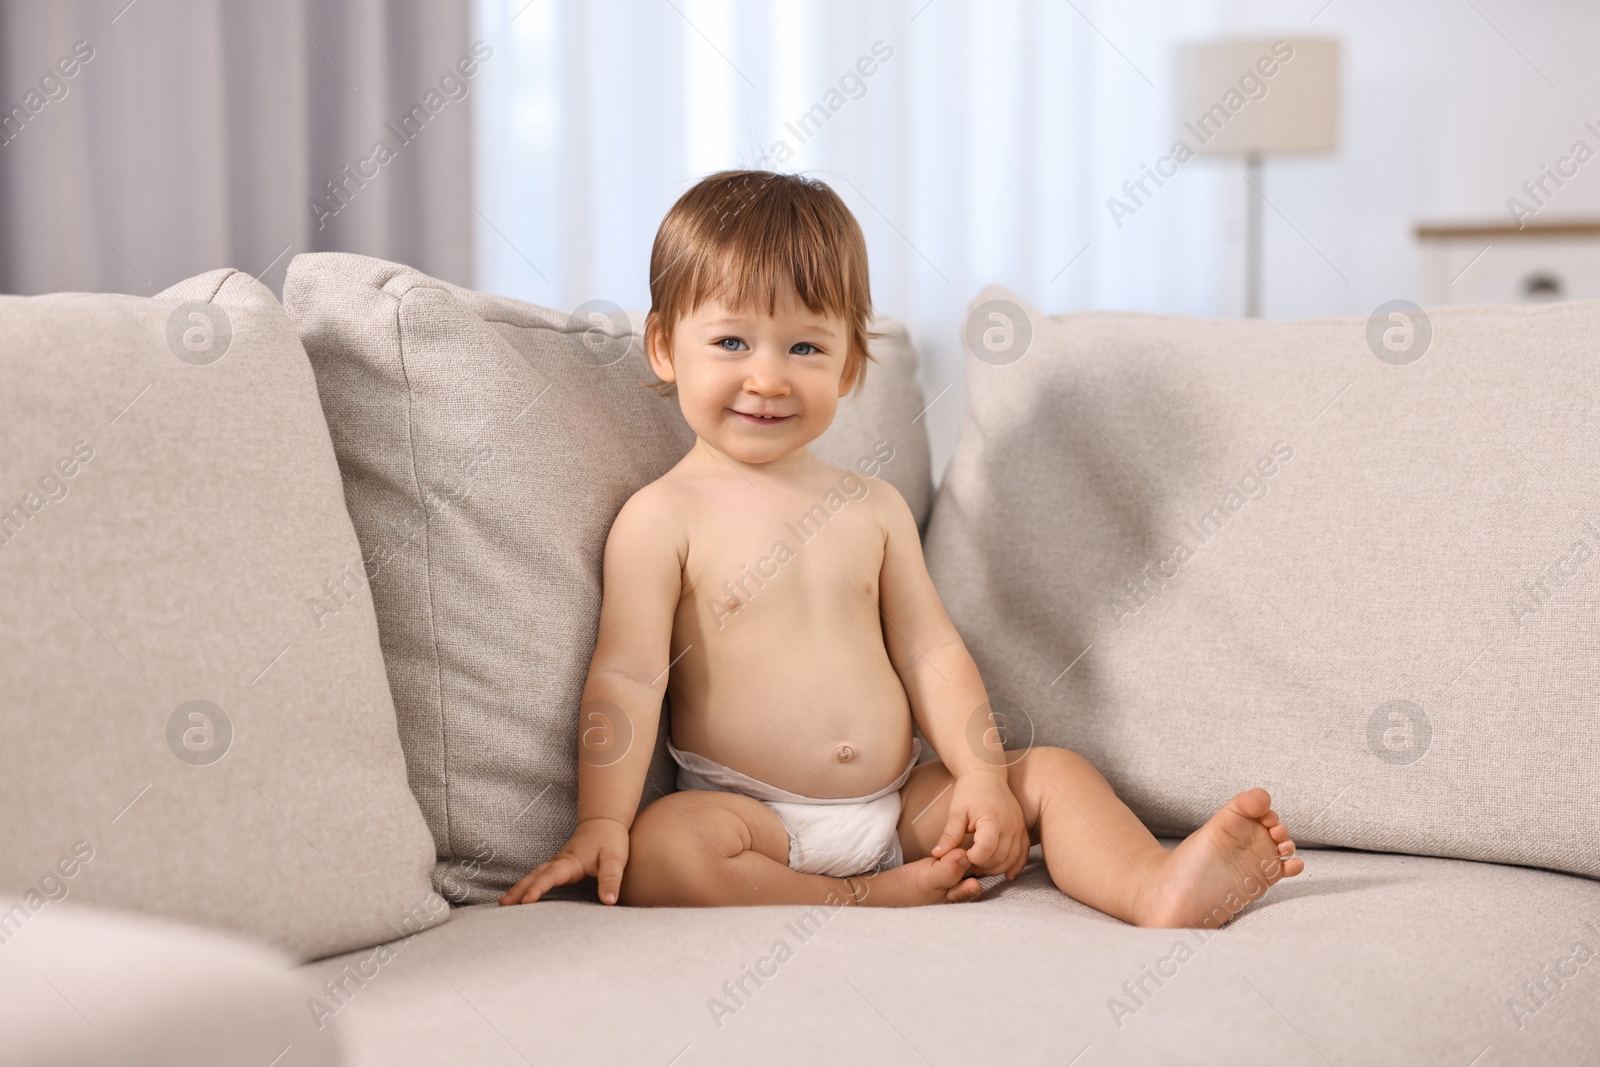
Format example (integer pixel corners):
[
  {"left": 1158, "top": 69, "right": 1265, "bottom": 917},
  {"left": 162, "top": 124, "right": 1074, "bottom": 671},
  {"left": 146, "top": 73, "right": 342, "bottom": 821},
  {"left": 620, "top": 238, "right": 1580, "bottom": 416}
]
[{"left": 2, "top": 0, "right": 1597, "bottom": 477}]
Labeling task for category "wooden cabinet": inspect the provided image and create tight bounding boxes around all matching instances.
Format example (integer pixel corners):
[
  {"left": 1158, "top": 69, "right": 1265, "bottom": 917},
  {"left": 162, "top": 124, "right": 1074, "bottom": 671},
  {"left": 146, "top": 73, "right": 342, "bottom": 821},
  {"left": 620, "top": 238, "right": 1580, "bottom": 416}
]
[{"left": 1417, "top": 220, "right": 1600, "bottom": 305}]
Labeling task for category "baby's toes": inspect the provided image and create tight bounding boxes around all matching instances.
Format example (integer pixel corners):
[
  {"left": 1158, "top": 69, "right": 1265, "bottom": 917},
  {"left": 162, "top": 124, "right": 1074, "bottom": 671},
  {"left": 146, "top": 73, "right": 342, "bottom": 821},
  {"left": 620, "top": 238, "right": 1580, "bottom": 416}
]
[
  {"left": 1277, "top": 837, "right": 1296, "bottom": 856},
  {"left": 1268, "top": 823, "right": 1290, "bottom": 843},
  {"left": 1280, "top": 855, "right": 1306, "bottom": 877},
  {"left": 1232, "top": 788, "right": 1273, "bottom": 820},
  {"left": 935, "top": 848, "right": 972, "bottom": 878},
  {"left": 1259, "top": 809, "right": 1281, "bottom": 830},
  {"left": 945, "top": 876, "right": 983, "bottom": 903}
]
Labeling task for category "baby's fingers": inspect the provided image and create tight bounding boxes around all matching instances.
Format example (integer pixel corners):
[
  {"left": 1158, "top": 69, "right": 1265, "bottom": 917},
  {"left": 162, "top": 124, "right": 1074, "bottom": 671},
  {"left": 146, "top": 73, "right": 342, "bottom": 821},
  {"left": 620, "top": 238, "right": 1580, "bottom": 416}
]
[
  {"left": 966, "top": 813, "right": 1002, "bottom": 868},
  {"left": 500, "top": 855, "right": 580, "bottom": 906},
  {"left": 498, "top": 865, "right": 543, "bottom": 906},
  {"left": 932, "top": 808, "right": 969, "bottom": 858},
  {"left": 499, "top": 867, "right": 545, "bottom": 906},
  {"left": 596, "top": 846, "right": 627, "bottom": 905},
  {"left": 1004, "top": 831, "right": 1029, "bottom": 880}
]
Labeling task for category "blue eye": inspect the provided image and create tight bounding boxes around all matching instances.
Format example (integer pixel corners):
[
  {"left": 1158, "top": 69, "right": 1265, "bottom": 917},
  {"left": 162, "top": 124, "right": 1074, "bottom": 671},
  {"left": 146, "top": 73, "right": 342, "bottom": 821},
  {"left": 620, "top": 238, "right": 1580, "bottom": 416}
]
[
  {"left": 717, "top": 337, "right": 747, "bottom": 351},
  {"left": 791, "top": 342, "right": 818, "bottom": 355}
]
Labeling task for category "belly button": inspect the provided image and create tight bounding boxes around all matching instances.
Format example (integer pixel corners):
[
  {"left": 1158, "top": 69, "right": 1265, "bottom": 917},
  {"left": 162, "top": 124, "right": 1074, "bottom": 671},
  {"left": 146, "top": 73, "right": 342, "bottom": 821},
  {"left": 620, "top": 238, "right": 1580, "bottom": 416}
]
[{"left": 836, "top": 744, "right": 854, "bottom": 762}]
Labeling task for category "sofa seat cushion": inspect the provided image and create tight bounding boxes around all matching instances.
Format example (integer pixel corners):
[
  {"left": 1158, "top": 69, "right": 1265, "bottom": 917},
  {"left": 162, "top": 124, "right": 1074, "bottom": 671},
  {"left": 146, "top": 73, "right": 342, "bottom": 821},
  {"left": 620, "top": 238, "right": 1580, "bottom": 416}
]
[{"left": 303, "top": 850, "right": 1600, "bottom": 1066}]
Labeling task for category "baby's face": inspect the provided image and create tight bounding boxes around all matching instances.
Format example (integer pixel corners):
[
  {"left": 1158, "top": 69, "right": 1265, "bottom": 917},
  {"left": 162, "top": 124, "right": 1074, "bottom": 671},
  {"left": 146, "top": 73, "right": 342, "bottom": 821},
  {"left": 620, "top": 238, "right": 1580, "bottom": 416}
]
[{"left": 649, "top": 281, "right": 855, "bottom": 466}]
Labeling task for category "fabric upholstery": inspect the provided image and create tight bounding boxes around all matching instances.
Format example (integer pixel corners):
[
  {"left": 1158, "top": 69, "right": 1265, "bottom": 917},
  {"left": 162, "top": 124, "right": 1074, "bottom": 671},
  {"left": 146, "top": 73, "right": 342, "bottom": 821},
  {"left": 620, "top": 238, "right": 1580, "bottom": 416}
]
[
  {"left": 302, "top": 848, "right": 1600, "bottom": 1066},
  {"left": 0, "top": 270, "right": 445, "bottom": 961},
  {"left": 923, "top": 286, "right": 1600, "bottom": 878},
  {"left": 0, "top": 900, "right": 340, "bottom": 1067},
  {"left": 281, "top": 253, "right": 933, "bottom": 903}
]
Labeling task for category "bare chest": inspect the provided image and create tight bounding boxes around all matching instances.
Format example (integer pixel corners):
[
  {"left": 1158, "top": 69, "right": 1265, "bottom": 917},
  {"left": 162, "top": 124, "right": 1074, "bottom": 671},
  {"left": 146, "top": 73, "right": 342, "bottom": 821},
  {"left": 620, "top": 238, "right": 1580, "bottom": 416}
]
[{"left": 680, "top": 487, "right": 885, "bottom": 634}]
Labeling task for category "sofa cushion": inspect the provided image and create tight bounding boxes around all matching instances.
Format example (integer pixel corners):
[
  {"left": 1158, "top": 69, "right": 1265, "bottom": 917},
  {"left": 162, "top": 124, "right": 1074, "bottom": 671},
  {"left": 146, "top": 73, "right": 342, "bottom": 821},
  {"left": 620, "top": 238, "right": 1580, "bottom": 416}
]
[
  {"left": 0, "top": 270, "right": 446, "bottom": 961},
  {"left": 0, "top": 900, "right": 340, "bottom": 1067},
  {"left": 281, "top": 252, "right": 933, "bottom": 903},
  {"left": 301, "top": 849, "right": 1600, "bottom": 1065},
  {"left": 924, "top": 286, "right": 1600, "bottom": 878}
]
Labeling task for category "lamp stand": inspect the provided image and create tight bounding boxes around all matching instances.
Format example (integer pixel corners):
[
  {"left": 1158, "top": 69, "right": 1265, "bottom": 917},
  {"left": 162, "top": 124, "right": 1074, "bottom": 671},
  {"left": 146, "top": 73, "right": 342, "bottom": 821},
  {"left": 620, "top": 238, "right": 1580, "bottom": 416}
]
[{"left": 1245, "top": 152, "right": 1263, "bottom": 318}]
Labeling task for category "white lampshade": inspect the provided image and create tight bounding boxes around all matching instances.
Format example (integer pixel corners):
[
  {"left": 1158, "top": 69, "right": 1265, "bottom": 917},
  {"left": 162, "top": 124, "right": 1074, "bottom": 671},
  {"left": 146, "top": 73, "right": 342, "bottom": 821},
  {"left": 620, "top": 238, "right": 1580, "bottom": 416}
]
[{"left": 1172, "top": 38, "right": 1340, "bottom": 156}]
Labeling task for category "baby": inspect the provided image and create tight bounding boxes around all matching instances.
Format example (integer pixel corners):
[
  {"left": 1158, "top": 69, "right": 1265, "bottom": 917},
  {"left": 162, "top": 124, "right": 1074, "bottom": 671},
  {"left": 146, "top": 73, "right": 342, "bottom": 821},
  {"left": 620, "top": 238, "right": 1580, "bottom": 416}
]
[{"left": 501, "top": 170, "right": 1303, "bottom": 925}]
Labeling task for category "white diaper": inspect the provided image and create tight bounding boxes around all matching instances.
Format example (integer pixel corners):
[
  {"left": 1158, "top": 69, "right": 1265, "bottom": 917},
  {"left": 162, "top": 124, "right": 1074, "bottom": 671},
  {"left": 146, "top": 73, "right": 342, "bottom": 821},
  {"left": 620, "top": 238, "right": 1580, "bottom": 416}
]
[{"left": 666, "top": 738, "right": 923, "bottom": 878}]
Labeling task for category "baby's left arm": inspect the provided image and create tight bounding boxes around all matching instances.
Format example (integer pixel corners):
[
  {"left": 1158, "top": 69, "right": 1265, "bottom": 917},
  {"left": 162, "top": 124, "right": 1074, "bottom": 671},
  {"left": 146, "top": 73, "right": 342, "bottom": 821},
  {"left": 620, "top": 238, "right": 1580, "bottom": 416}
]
[{"left": 873, "top": 481, "right": 1029, "bottom": 879}]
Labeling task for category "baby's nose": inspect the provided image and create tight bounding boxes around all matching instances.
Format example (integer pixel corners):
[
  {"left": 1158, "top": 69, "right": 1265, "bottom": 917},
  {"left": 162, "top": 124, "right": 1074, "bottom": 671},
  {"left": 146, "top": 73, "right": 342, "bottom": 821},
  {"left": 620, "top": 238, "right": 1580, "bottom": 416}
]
[
  {"left": 743, "top": 351, "right": 792, "bottom": 395},
  {"left": 743, "top": 375, "right": 790, "bottom": 397}
]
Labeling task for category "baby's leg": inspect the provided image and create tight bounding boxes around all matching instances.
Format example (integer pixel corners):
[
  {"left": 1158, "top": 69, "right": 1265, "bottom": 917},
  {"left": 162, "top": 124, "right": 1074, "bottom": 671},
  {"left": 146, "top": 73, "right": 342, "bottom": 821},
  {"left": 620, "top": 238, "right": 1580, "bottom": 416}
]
[
  {"left": 898, "top": 748, "right": 1302, "bottom": 928},
  {"left": 619, "top": 789, "right": 980, "bottom": 908},
  {"left": 1009, "top": 747, "right": 1302, "bottom": 927}
]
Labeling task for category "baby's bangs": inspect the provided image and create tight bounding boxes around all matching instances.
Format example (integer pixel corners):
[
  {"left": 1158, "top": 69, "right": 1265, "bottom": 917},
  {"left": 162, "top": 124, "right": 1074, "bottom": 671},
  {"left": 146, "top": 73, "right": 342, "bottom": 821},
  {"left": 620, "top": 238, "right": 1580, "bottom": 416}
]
[{"left": 689, "top": 197, "right": 855, "bottom": 323}]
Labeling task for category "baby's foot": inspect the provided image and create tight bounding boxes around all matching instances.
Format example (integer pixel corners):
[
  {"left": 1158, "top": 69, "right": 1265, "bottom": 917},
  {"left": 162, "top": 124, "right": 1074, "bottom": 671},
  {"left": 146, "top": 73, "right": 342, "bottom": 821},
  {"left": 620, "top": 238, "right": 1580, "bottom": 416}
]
[
  {"left": 856, "top": 848, "right": 984, "bottom": 907},
  {"left": 1134, "top": 788, "right": 1303, "bottom": 929}
]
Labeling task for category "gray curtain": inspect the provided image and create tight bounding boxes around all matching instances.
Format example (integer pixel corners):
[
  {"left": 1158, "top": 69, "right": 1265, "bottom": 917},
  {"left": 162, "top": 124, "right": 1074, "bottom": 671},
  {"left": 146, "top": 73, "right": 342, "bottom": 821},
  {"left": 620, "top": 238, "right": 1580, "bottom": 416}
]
[{"left": 0, "top": 0, "right": 473, "bottom": 297}]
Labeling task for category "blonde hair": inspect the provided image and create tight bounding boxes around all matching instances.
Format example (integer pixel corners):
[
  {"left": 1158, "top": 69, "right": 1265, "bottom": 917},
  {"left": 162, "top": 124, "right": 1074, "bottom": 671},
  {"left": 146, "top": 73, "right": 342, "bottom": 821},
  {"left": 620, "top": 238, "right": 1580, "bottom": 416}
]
[{"left": 644, "top": 170, "right": 878, "bottom": 398}]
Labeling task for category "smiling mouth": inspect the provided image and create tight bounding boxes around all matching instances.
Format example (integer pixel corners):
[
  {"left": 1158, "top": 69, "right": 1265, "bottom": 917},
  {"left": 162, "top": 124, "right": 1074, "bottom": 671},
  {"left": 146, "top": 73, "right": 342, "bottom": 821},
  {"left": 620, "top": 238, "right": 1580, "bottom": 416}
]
[{"left": 731, "top": 410, "right": 793, "bottom": 424}]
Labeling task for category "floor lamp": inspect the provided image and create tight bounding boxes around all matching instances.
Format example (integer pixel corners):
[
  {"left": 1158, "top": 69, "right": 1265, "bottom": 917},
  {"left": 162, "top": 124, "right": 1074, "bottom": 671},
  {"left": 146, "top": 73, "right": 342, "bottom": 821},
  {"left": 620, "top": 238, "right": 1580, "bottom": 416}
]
[{"left": 1173, "top": 39, "right": 1340, "bottom": 317}]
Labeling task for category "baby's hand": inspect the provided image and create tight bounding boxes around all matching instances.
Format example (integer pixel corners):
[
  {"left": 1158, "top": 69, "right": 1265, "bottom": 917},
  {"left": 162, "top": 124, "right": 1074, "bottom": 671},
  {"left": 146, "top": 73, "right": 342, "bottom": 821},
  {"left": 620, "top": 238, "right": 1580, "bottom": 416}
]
[
  {"left": 932, "top": 771, "right": 1028, "bottom": 880},
  {"left": 499, "top": 817, "right": 630, "bottom": 906}
]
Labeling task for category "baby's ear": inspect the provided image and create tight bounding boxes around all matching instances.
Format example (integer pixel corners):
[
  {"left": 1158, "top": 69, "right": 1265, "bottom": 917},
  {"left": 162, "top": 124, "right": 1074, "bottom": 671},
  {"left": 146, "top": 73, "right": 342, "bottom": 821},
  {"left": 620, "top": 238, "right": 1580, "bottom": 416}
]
[{"left": 644, "top": 314, "right": 677, "bottom": 383}]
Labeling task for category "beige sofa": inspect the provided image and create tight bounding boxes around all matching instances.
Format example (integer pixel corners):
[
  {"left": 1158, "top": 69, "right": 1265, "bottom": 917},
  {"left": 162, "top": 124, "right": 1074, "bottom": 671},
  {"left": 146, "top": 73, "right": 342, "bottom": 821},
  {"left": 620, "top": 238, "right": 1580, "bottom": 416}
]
[{"left": 3, "top": 257, "right": 1596, "bottom": 1066}]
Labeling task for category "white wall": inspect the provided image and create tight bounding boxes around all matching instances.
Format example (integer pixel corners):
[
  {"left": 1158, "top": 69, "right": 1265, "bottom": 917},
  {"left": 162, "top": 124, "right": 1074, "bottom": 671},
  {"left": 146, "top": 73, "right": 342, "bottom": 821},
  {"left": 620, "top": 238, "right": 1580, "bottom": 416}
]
[{"left": 1209, "top": 0, "right": 1600, "bottom": 320}]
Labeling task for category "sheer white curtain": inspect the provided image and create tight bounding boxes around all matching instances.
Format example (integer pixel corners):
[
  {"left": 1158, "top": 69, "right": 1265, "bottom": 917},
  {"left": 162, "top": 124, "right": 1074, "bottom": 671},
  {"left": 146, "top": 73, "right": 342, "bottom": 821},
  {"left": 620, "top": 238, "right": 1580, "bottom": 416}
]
[{"left": 470, "top": 0, "right": 1237, "bottom": 477}]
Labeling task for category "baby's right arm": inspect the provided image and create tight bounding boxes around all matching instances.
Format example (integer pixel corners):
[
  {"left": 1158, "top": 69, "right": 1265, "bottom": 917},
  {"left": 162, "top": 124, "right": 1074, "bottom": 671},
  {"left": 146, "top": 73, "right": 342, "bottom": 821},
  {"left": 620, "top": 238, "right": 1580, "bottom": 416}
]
[{"left": 499, "top": 487, "right": 684, "bottom": 906}]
